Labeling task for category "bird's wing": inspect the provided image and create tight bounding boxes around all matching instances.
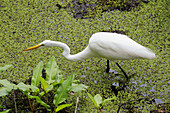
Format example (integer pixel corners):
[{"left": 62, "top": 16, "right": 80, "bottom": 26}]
[{"left": 89, "top": 32, "right": 153, "bottom": 60}]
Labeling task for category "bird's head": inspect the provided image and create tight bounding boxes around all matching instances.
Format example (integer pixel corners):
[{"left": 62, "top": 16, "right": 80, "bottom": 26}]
[{"left": 23, "top": 40, "right": 52, "bottom": 51}]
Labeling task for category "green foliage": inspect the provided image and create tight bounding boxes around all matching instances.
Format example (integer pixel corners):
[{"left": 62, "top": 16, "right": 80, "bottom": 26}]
[
  {"left": 55, "top": 103, "right": 73, "bottom": 112},
  {"left": 0, "top": 109, "right": 11, "bottom": 113},
  {"left": 0, "top": 56, "right": 88, "bottom": 112},
  {"left": 46, "top": 56, "right": 60, "bottom": 84},
  {"left": 53, "top": 74, "right": 74, "bottom": 106},
  {"left": 87, "top": 92, "right": 116, "bottom": 112},
  {"left": 71, "top": 83, "right": 88, "bottom": 92},
  {"left": 0, "top": 79, "right": 17, "bottom": 96},
  {"left": 28, "top": 95, "right": 51, "bottom": 111},
  {"left": 32, "top": 61, "right": 43, "bottom": 87}
]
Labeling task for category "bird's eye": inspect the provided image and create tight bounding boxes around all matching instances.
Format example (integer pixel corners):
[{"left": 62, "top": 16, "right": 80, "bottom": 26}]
[{"left": 41, "top": 44, "right": 45, "bottom": 46}]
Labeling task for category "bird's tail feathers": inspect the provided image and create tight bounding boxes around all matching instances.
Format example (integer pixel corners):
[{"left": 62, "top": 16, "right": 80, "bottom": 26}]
[{"left": 137, "top": 47, "right": 156, "bottom": 59}]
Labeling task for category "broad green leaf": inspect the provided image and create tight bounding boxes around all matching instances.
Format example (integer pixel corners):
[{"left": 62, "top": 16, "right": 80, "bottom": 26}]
[
  {"left": 28, "top": 95, "right": 51, "bottom": 111},
  {"left": 0, "top": 87, "right": 8, "bottom": 96},
  {"left": 39, "top": 91, "right": 45, "bottom": 96},
  {"left": 0, "top": 79, "right": 16, "bottom": 88},
  {"left": 31, "top": 61, "right": 43, "bottom": 87},
  {"left": 46, "top": 56, "right": 60, "bottom": 84},
  {"left": 101, "top": 96, "right": 117, "bottom": 106},
  {"left": 94, "top": 94, "right": 102, "bottom": 107},
  {"left": 0, "top": 79, "right": 17, "bottom": 92},
  {"left": 87, "top": 92, "right": 98, "bottom": 108},
  {"left": 52, "top": 79, "right": 64, "bottom": 88},
  {"left": 71, "top": 83, "right": 88, "bottom": 92},
  {"left": 17, "top": 82, "right": 39, "bottom": 93},
  {"left": 55, "top": 74, "right": 64, "bottom": 83},
  {"left": 40, "top": 76, "right": 53, "bottom": 93},
  {"left": 72, "top": 80, "right": 80, "bottom": 83},
  {"left": 29, "top": 85, "right": 39, "bottom": 93},
  {"left": 55, "top": 103, "right": 72, "bottom": 112},
  {"left": 17, "top": 82, "right": 31, "bottom": 92},
  {"left": 0, "top": 65, "right": 12, "bottom": 72},
  {"left": 40, "top": 76, "right": 49, "bottom": 91},
  {"left": 0, "top": 109, "right": 11, "bottom": 113},
  {"left": 53, "top": 74, "right": 74, "bottom": 106},
  {"left": 45, "top": 85, "right": 53, "bottom": 93}
]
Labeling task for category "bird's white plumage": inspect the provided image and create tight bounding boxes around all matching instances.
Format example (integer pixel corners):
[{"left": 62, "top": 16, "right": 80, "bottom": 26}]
[
  {"left": 24, "top": 32, "right": 156, "bottom": 61},
  {"left": 88, "top": 32, "right": 155, "bottom": 60}
]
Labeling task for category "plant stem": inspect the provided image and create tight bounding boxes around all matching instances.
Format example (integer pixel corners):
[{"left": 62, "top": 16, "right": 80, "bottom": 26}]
[
  {"left": 75, "top": 94, "right": 80, "bottom": 113},
  {"left": 97, "top": 109, "right": 100, "bottom": 113},
  {"left": 28, "top": 97, "right": 34, "bottom": 113},
  {"left": 53, "top": 107, "right": 56, "bottom": 113},
  {"left": 45, "top": 93, "right": 48, "bottom": 103},
  {"left": 13, "top": 88, "right": 17, "bottom": 113}
]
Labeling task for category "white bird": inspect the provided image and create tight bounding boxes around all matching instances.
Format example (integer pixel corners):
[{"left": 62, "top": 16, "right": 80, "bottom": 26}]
[{"left": 24, "top": 32, "right": 156, "bottom": 78}]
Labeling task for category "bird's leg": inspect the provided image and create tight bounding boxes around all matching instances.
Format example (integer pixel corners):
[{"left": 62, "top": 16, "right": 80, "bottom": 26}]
[
  {"left": 116, "top": 63, "right": 128, "bottom": 79},
  {"left": 106, "top": 60, "right": 110, "bottom": 73}
]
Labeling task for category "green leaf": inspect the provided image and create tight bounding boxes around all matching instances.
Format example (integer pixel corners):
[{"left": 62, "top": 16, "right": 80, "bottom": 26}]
[
  {"left": 28, "top": 95, "right": 51, "bottom": 111},
  {"left": 0, "top": 79, "right": 17, "bottom": 93},
  {"left": 17, "top": 82, "right": 31, "bottom": 92},
  {"left": 72, "top": 80, "right": 80, "bottom": 83},
  {"left": 0, "top": 79, "right": 16, "bottom": 88},
  {"left": 45, "top": 85, "right": 53, "bottom": 92},
  {"left": 52, "top": 79, "right": 64, "bottom": 87},
  {"left": 55, "top": 103, "right": 72, "bottom": 112},
  {"left": 0, "top": 109, "right": 11, "bottom": 113},
  {"left": 16, "top": 82, "right": 39, "bottom": 95},
  {"left": 87, "top": 92, "right": 99, "bottom": 108},
  {"left": 53, "top": 74, "right": 74, "bottom": 106},
  {"left": 94, "top": 94, "right": 102, "bottom": 107},
  {"left": 30, "top": 85, "right": 40, "bottom": 93},
  {"left": 40, "top": 76, "right": 49, "bottom": 90},
  {"left": 39, "top": 91, "right": 45, "bottom": 96},
  {"left": 0, "top": 87, "right": 8, "bottom": 96},
  {"left": 55, "top": 74, "right": 64, "bottom": 83},
  {"left": 31, "top": 61, "right": 43, "bottom": 87},
  {"left": 40, "top": 76, "right": 53, "bottom": 93},
  {"left": 46, "top": 56, "right": 60, "bottom": 84},
  {"left": 101, "top": 96, "right": 116, "bottom": 106},
  {"left": 71, "top": 83, "right": 88, "bottom": 92},
  {"left": 0, "top": 65, "right": 12, "bottom": 72}
]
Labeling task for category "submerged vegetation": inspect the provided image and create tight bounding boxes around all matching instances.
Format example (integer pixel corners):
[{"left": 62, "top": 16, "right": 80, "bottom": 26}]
[{"left": 0, "top": 0, "right": 169, "bottom": 112}]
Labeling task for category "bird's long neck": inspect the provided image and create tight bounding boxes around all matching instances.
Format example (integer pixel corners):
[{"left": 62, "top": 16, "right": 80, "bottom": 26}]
[{"left": 50, "top": 41, "right": 94, "bottom": 61}]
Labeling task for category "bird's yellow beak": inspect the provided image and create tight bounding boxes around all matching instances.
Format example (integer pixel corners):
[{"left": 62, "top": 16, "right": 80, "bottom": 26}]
[{"left": 23, "top": 44, "right": 41, "bottom": 51}]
